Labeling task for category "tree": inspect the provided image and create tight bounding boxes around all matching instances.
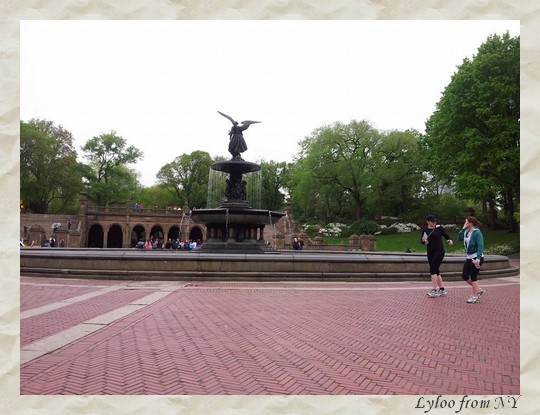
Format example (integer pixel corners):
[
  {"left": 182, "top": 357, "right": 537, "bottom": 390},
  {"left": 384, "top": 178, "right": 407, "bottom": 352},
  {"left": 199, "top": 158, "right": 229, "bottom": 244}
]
[
  {"left": 422, "top": 32, "right": 519, "bottom": 231},
  {"left": 80, "top": 131, "right": 143, "bottom": 206},
  {"left": 259, "top": 160, "right": 291, "bottom": 211},
  {"left": 136, "top": 184, "right": 181, "bottom": 209},
  {"left": 292, "top": 120, "right": 383, "bottom": 221},
  {"left": 156, "top": 151, "right": 213, "bottom": 209},
  {"left": 20, "top": 120, "right": 82, "bottom": 213},
  {"left": 367, "top": 129, "right": 424, "bottom": 218}
]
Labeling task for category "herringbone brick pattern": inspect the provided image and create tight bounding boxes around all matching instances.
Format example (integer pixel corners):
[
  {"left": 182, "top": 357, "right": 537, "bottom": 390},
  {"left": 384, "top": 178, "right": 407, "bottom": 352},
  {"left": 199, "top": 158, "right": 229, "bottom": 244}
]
[
  {"left": 20, "top": 284, "right": 98, "bottom": 312},
  {"left": 20, "top": 278, "right": 122, "bottom": 311},
  {"left": 20, "top": 278, "right": 519, "bottom": 395},
  {"left": 21, "top": 288, "right": 155, "bottom": 346}
]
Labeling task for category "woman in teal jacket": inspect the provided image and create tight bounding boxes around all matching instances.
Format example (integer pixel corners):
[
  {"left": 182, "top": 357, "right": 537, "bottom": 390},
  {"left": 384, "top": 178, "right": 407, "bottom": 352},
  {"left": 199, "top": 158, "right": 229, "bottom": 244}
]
[{"left": 457, "top": 216, "right": 485, "bottom": 304}]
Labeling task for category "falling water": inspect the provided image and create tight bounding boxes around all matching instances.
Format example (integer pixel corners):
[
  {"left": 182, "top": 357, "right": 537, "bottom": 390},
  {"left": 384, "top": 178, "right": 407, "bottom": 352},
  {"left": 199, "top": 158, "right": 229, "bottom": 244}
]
[
  {"left": 225, "top": 208, "right": 229, "bottom": 238},
  {"left": 207, "top": 169, "right": 227, "bottom": 208},
  {"left": 179, "top": 213, "right": 185, "bottom": 240},
  {"left": 187, "top": 210, "right": 192, "bottom": 239},
  {"left": 268, "top": 210, "right": 277, "bottom": 244},
  {"left": 247, "top": 170, "right": 262, "bottom": 209},
  {"left": 285, "top": 212, "right": 293, "bottom": 237},
  {"left": 207, "top": 168, "right": 262, "bottom": 208}
]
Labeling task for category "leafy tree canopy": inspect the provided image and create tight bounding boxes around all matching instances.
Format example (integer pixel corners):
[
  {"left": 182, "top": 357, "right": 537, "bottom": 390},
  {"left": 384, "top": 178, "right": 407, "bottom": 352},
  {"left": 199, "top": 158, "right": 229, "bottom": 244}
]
[
  {"left": 422, "top": 32, "right": 519, "bottom": 229},
  {"left": 80, "top": 131, "right": 143, "bottom": 206},
  {"left": 20, "top": 119, "right": 82, "bottom": 213},
  {"left": 156, "top": 150, "right": 213, "bottom": 209}
]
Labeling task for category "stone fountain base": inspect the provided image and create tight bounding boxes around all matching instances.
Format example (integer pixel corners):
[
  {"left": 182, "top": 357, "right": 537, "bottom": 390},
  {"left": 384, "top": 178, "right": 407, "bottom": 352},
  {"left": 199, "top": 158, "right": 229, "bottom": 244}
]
[
  {"left": 19, "top": 249, "right": 519, "bottom": 281},
  {"left": 191, "top": 207, "right": 284, "bottom": 253}
]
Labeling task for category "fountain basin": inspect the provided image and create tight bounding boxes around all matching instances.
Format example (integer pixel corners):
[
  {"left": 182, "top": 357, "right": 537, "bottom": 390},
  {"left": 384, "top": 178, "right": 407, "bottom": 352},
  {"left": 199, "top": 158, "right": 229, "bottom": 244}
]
[
  {"left": 212, "top": 160, "right": 261, "bottom": 174},
  {"left": 20, "top": 249, "right": 519, "bottom": 281},
  {"left": 191, "top": 208, "right": 285, "bottom": 253}
]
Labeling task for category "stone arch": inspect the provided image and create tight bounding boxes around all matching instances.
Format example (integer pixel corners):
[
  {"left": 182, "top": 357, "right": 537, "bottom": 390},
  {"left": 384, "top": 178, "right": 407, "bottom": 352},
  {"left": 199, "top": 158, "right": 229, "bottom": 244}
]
[
  {"left": 131, "top": 224, "right": 146, "bottom": 246},
  {"left": 167, "top": 226, "right": 181, "bottom": 241},
  {"left": 150, "top": 225, "right": 164, "bottom": 240},
  {"left": 107, "top": 224, "right": 123, "bottom": 248},
  {"left": 88, "top": 224, "right": 104, "bottom": 248},
  {"left": 189, "top": 226, "right": 203, "bottom": 242}
]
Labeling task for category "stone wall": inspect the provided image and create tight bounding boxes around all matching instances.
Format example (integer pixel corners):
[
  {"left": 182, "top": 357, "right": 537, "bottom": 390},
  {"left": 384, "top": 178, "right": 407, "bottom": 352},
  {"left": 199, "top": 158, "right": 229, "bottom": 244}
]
[
  {"left": 22, "top": 206, "right": 376, "bottom": 251},
  {"left": 21, "top": 214, "right": 82, "bottom": 247}
]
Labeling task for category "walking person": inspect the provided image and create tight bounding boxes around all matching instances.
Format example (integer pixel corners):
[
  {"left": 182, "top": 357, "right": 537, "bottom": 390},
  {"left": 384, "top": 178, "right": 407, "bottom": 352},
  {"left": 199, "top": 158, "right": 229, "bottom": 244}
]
[
  {"left": 457, "top": 216, "right": 485, "bottom": 304},
  {"left": 421, "top": 215, "right": 454, "bottom": 297}
]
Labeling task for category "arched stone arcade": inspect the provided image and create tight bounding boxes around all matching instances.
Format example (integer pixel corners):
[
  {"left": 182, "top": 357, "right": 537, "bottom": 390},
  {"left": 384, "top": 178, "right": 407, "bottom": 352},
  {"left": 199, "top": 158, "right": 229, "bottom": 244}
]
[
  {"left": 107, "top": 224, "right": 123, "bottom": 248},
  {"left": 85, "top": 220, "right": 202, "bottom": 248},
  {"left": 21, "top": 203, "right": 207, "bottom": 249},
  {"left": 88, "top": 224, "right": 104, "bottom": 248}
]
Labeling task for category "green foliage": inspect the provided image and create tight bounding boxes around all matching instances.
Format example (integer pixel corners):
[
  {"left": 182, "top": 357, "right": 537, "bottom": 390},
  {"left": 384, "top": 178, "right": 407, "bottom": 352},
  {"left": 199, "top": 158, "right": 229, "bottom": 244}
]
[
  {"left": 421, "top": 32, "right": 519, "bottom": 230},
  {"left": 156, "top": 151, "right": 213, "bottom": 209},
  {"left": 513, "top": 204, "right": 520, "bottom": 224},
  {"left": 292, "top": 120, "right": 382, "bottom": 221},
  {"left": 343, "top": 220, "right": 381, "bottom": 236},
  {"left": 290, "top": 121, "right": 425, "bottom": 223},
  {"left": 80, "top": 131, "right": 143, "bottom": 206},
  {"left": 135, "top": 184, "right": 182, "bottom": 209},
  {"left": 379, "top": 227, "right": 398, "bottom": 235},
  {"left": 20, "top": 119, "right": 83, "bottom": 213},
  {"left": 420, "top": 193, "right": 468, "bottom": 223},
  {"left": 485, "top": 244, "right": 514, "bottom": 255},
  {"left": 367, "top": 129, "right": 425, "bottom": 218},
  {"left": 259, "top": 160, "right": 291, "bottom": 211}
]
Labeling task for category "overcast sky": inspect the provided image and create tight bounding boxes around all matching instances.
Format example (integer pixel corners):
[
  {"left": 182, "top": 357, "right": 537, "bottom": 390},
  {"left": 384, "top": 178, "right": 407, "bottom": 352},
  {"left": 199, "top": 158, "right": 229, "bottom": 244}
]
[{"left": 20, "top": 20, "right": 519, "bottom": 186}]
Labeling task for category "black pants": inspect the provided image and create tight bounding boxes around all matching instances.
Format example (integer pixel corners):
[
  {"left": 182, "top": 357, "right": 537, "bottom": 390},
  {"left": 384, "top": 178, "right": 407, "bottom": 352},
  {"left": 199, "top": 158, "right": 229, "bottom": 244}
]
[
  {"left": 462, "top": 257, "right": 485, "bottom": 282},
  {"left": 427, "top": 251, "right": 445, "bottom": 275}
]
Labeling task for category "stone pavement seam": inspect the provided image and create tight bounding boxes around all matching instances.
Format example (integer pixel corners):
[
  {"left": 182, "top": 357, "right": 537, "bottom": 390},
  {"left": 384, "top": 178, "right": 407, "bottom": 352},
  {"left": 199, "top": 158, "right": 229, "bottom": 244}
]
[
  {"left": 20, "top": 290, "right": 175, "bottom": 365},
  {"left": 21, "top": 284, "right": 126, "bottom": 319},
  {"left": 182, "top": 280, "right": 518, "bottom": 291}
]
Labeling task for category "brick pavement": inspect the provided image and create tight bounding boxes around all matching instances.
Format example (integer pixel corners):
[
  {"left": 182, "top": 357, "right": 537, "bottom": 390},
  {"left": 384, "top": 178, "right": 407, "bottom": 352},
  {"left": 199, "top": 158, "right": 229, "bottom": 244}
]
[{"left": 20, "top": 275, "right": 520, "bottom": 395}]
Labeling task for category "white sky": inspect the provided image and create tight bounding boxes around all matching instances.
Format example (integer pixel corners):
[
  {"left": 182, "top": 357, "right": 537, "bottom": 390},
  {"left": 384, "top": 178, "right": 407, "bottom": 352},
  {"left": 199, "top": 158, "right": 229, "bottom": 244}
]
[{"left": 20, "top": 20, "right": 520, "bottom": 186}]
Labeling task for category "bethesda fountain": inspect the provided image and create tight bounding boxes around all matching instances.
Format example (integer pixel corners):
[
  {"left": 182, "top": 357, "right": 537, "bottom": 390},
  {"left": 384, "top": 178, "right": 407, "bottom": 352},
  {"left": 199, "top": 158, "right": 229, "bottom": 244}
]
[
  {"left": 190, "top": 111, "right": 285, "bottom": 253},
  {"left": 19, "top": 112, "right": 518, "bottom": 281}
]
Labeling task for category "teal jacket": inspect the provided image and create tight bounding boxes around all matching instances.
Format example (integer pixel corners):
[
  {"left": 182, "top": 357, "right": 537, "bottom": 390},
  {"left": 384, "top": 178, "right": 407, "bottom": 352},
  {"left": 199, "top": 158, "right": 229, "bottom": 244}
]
[{"left": 457, "top": 228, "right": 484, "bottom": 257}]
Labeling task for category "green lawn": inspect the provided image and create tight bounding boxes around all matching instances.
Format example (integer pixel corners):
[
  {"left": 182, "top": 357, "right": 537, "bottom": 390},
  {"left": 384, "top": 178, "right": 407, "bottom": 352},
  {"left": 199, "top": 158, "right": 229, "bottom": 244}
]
[
  {"left": 375, "top": 229, "right": 520, "bottom": 253},
  {"left": 324, "top": 230, "right": 519, "bottom": 253}
]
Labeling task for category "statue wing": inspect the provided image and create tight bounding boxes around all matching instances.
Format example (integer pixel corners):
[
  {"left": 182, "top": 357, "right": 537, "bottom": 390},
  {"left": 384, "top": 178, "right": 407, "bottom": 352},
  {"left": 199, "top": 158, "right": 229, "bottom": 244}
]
[
  {"left": 217, "top": 111, "right": 236, "bottom": 124},
  {"left": 240, "top": 120, "right": 261, "bottom": 126}
]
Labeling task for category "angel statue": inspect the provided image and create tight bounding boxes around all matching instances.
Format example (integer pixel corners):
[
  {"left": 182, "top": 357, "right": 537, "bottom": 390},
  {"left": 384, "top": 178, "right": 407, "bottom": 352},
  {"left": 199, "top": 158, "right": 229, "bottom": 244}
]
[{"left": 218, "top": 111, "right": 261, "bottom": 160}]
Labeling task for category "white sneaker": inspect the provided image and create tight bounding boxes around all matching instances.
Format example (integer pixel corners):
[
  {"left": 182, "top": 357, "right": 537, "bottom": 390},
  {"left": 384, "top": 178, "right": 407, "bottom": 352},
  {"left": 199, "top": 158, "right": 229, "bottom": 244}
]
[
  {"left": 477, "top": 288, "right": 485, "bottom": 297},
  {"left": 427, "top": 289, "right": 440, "bottom": 297},
  {"left": 467, "top": 296, "right": 479, "bottom": 304}
]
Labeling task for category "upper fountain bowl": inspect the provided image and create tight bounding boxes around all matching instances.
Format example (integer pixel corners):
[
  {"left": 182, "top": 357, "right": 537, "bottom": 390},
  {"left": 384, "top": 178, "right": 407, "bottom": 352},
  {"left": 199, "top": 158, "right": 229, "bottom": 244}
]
[{"left": 212, "top": 160, "right": 261, "bottom": 174}]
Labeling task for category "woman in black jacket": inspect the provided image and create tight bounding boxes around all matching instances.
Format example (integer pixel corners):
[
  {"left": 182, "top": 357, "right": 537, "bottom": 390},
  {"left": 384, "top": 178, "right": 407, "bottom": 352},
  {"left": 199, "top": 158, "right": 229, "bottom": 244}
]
[{"left": 421, "top": 215, "right": 454, "bottom": 297}]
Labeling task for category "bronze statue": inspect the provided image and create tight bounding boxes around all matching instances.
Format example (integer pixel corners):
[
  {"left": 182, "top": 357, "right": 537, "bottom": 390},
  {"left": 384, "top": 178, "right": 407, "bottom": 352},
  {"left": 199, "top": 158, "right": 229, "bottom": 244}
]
[{"left": 218, "top": 111, "right": 260, "bottom": 159}]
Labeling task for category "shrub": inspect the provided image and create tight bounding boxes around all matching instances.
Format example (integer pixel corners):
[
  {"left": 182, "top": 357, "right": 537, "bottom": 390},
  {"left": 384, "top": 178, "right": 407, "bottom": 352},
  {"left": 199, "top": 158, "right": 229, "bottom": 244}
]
[
  {"left": 389, "top": 222, "right": 421, "bottom": 233},
  {"left": 302, "top": 223, "right": 348, "bottom": 237},
  {"left": 486, "top": 244, "right": 515, "bottom": 256},
  {"left": 301, "top": 224, "right": 319, "bottom": 236},
  {"left": 318, "top": 223, "right": 346, "bottom": 237},
  {"left": 379, "top": 226, "right": 398, "bottom": 235},
  {"left": 343, "top": 220, "right": 381, "bottom": 236}
]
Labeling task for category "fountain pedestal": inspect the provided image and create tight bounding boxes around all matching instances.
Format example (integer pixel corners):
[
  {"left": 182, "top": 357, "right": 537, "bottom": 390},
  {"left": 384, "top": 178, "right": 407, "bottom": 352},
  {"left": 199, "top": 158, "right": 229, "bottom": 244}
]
[{"left": 191, "top": 158, "right": 285, "bottom": 253}]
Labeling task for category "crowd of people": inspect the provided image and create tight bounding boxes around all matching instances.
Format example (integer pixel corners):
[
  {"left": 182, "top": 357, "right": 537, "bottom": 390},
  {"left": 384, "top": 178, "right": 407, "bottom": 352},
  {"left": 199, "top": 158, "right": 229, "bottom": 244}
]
[
  {"left": 133, "top": 203, "right": 183, "bottom": 211},
  {"left": 134, "top": 237, "right": 200, "bottom": 251}
]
